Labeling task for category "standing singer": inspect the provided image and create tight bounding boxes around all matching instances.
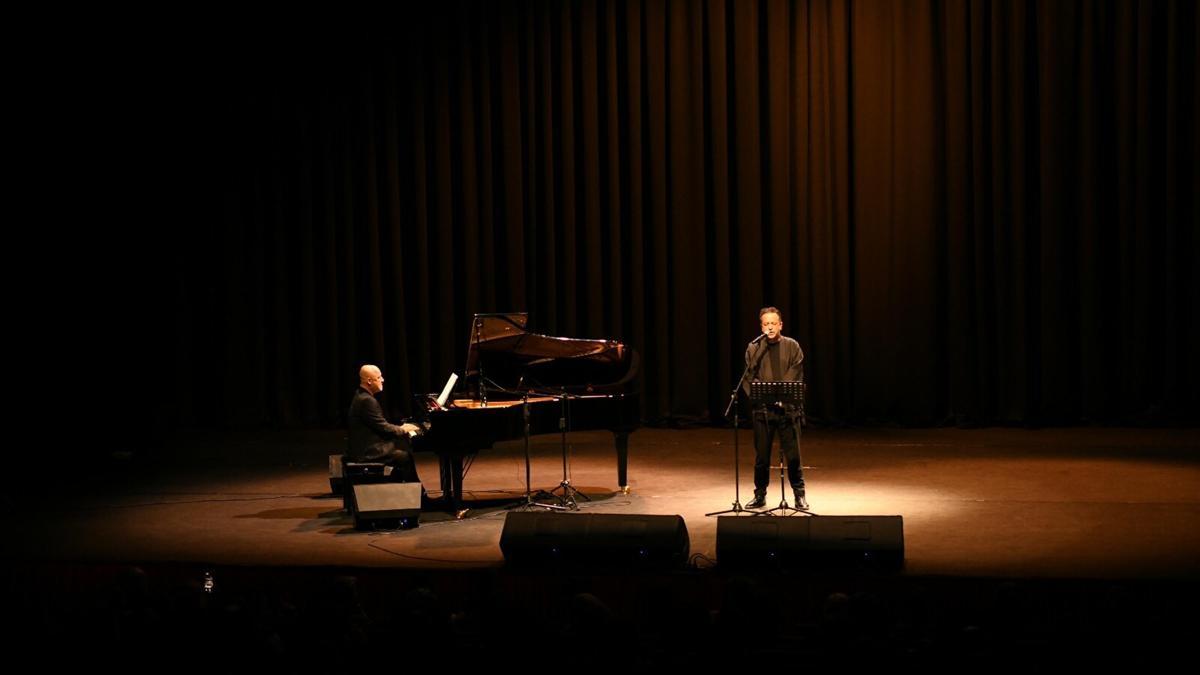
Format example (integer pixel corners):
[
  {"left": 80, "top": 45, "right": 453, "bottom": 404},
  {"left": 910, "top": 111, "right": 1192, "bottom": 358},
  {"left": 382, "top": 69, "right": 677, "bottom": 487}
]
[{"left": 743, "top": 307, "right": 808, "bottom": 510}]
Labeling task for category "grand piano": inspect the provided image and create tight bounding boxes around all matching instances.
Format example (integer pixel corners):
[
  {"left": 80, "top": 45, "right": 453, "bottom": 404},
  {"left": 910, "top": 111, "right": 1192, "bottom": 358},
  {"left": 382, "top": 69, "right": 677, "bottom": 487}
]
[{"left": 412, "top": 313, "right": 640, "bottom": 509}]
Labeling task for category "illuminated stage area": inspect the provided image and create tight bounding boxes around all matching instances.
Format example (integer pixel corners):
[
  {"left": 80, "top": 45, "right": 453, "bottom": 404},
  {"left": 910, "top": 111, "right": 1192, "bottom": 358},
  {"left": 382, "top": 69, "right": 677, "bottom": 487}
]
[
  {"left": 10, "top": 427, "right": 1199, "bottom": 668},
  {"left": 18, "top": 427, "right": 1199, "bottom": 578}
]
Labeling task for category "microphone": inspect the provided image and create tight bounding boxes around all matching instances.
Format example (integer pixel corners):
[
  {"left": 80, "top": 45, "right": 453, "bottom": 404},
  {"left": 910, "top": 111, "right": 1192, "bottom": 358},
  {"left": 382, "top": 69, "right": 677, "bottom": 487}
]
[{"left": 750, "top": 332, "right": 768, "bottom": 345}]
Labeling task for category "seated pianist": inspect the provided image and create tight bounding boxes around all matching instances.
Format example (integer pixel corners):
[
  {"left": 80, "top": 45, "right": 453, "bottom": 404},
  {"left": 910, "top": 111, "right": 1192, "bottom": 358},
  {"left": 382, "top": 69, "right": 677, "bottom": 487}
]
[{"left": 347, "top": 364, "right": 428, "bottom": 501}]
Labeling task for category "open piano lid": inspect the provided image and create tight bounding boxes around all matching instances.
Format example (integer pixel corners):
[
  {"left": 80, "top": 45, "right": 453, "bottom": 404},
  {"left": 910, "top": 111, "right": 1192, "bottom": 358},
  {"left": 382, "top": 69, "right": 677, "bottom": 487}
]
[{"left": 464, "top": 312, "right": 638, "bottom": 395}]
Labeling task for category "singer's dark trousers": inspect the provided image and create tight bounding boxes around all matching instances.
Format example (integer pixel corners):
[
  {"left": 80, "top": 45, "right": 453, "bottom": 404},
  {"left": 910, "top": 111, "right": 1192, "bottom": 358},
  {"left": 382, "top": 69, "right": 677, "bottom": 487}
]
[{"left": 751, "top": 407, "right": 804, "bottom": 495}]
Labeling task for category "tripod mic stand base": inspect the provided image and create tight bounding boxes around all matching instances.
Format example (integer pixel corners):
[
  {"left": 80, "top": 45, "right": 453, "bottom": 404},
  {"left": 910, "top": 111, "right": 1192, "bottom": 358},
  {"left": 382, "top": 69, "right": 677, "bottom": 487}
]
[
  {"left": 507, "top": 488, "right": 570, "bottom": 512},
  {"left": 546, "top": 480, "right": 587, "bottom": 510},
  {"left": 754, "top": 503, "right": 815, "bottom": 517},
  {"left": 705, "top": 501, "right": 752, "bottom": 517}
]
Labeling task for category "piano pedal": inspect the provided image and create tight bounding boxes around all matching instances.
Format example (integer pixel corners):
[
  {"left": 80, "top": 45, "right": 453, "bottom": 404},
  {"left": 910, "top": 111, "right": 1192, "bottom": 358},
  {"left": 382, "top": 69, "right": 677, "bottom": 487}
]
[{"left": 455, "top": 508, "right": 471, "bottom": 520}]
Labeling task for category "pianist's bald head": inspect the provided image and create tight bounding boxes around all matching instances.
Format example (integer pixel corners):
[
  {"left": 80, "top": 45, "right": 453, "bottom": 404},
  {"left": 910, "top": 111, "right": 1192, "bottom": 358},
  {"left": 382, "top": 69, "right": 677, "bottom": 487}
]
[{"left": 359, "top": 364, "right": 384, "bottom": 394}]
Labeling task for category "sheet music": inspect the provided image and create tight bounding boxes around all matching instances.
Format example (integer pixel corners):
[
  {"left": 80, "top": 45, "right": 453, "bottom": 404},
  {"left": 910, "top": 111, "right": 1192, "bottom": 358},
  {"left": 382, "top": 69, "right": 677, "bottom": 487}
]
[{"left": 436, "top": 373, "right": 458, "bottom": 408}]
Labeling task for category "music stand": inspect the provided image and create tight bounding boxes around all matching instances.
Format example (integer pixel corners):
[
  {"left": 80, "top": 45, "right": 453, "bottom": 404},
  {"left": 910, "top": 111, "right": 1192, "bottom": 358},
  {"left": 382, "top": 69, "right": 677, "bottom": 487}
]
[{"left": 749, "top": 381, "right": 811, "bottom": 516}]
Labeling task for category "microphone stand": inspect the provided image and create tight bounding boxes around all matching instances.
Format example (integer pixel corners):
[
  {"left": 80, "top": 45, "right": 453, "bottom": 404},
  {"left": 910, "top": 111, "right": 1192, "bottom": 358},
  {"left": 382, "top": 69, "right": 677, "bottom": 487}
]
[
  {"left": 547, "top": 388, "right": 587, "bottom": 509},
  {"left": 474, "top": 316, "right": 487, "bottom": 407},
  {"left": 509, "top": 390, "right": 567, "bottom": 512},
  {"left": 706, "top": 336, "right": 769, "bottom": 517}
]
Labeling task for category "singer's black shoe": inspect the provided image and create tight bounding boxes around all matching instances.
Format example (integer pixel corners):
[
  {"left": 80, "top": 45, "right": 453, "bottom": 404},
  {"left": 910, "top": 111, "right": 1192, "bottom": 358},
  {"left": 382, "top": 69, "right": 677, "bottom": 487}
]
[
  {"left": 745, "top": 493, "right": 767, "bottom": 509},
  {"left": 794, "top": 490, "right": 809, "bottom": 511}
]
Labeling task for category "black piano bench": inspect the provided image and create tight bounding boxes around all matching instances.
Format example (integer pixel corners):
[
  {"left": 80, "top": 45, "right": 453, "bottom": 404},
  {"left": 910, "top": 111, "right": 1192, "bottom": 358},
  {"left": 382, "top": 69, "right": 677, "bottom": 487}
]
[
  {"left": 341, "top": 461, "right": 388, "bottom": 511},
  {"left": 328, "top": 454, "right": 344, "bottom": 496}
]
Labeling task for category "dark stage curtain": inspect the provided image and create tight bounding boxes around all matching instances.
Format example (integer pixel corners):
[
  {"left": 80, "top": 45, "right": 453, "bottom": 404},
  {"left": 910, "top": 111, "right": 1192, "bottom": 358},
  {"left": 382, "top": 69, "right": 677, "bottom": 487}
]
[{"left": 154, "top": 0, "right": 1197, "bottom": 431}]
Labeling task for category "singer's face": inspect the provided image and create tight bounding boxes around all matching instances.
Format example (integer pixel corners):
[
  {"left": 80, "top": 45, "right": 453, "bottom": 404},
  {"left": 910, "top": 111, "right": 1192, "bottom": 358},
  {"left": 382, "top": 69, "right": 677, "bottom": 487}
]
[{"left": 761, "top": 313, "right": 782, "bottom": 340}]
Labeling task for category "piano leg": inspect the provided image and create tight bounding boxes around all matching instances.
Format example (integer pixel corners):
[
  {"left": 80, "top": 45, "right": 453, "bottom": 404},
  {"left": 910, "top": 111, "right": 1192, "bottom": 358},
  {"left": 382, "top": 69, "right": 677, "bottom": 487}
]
[
  {"left": 437, "top": 455, "right": 465, "bottom": 511},
  {"left": 449, "top": 455, "right": 464, "bottom": 510},
  {"left": 614, "top": 431, "right": 630, "bottom": 494},
  {"left": 439, "top": 457, "right": 452, "bottom": 502}
]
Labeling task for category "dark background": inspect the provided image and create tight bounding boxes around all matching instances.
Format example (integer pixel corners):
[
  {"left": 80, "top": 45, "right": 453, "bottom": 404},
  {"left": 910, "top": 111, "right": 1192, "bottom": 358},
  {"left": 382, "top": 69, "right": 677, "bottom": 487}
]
[{"left": 75, "top": 1, "right": 1197, "bottom": 441}]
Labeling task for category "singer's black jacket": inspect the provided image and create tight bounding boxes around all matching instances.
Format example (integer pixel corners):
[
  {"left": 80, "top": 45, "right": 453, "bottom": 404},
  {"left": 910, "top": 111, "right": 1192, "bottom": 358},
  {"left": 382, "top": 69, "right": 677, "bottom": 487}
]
[{"left": 743, "top": 336, "right": 805, "bottom": 398}]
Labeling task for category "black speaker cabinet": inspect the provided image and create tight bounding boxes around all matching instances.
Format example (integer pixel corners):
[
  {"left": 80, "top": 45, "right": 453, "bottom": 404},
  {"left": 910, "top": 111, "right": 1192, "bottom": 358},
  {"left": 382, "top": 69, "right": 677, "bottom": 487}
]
[
  {"left": 350, "top": 482, "right": 422, "bottom": 530},
  {"left": 717, "top": 515, "right": 904, "bottom": 571},
  {"left": 500, "top": 512, "right": 690, "bottom": 570}
]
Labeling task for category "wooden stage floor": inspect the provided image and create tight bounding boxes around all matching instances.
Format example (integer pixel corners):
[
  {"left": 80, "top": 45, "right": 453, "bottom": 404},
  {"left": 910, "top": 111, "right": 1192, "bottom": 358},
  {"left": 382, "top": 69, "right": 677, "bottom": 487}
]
[
  {"left": 12, "top": 427, "right": 1199, "bottom": 580},
  {"left": 8, "top": 426, "right": 1200, "bottom": 670}
]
